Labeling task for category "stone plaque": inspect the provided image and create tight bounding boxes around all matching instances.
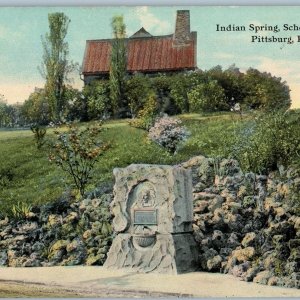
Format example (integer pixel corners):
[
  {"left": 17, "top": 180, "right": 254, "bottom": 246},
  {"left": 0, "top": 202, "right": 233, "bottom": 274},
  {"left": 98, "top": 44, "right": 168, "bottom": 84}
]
[{"left": 134, "top": 209, "right": 157, "bottom": 225}]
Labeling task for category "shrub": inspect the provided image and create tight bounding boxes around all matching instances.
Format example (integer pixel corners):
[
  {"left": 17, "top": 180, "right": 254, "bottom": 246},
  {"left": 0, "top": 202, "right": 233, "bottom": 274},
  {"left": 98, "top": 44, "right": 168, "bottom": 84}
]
[
  {"left": 169, "top": 74, "right": 190, "bottom": 113},
  {"left": 125, "top": 75, "right": 153, "bottom": 117},
  {"left": 31, "top": 124, "right": 47, "bottom": 149},
  {"left": 49, "top": 122, "right": 110, "bottom": 197},
  {"left": 11, "top": 202, "right": 33, "bottom": 219},
  {"left": 243, "top": 68, "right": 291, "bottom": 111},
  {"left": 83, "top": 81, "right": 111, "bottom": 120},
  {"left": 148, "top": 115, "right": 189, "bottom": 154},
  {"left": 231, "top": 110, "right": 300, "bottom": 174},
  {"left": 151, "top": 75, "right": 181, "bottom": 115},
  {"left": 129, "top": 92, "right": 158, "bottom": 130},
  {"left": 187, "top": 80, "right": 228, "bottom": 112}
]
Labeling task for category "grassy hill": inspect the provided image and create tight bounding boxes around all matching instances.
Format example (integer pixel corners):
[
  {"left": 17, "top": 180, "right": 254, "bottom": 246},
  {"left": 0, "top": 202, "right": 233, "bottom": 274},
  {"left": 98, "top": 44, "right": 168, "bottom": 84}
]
[{"left": 0, "top": 113, "right": 245, "bottom": 215}]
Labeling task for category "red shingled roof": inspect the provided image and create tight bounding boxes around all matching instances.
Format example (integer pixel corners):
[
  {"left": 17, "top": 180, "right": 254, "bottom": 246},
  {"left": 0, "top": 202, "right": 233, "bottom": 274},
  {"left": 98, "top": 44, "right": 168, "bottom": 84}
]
[{"left": 82, "top": 32, "right": 197, "bottom": 75}]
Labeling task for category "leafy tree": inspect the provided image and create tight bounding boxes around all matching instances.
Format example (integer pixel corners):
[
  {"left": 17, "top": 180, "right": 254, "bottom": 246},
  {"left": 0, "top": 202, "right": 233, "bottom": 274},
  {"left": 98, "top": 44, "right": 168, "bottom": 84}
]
[
  {"left": 0, "top": 95, "right": 9, "bottom": 127},
  {"left": 0, "top": 95, "right": 24, "bottom": 127},
  {"left": 109, "top": 15, "right": 127, "bottom": 118},
  {"left": 125, "top": 75, "right": 153, "bottom": 117},
  {"left": 169, "top": 74, "right": 190, "bottom": 113},
  {"left": 61, "top": 85, "right": 86, "bottom": 122},
  {"left": 151, "top": 75, "right": 180, "bottom": 115},
  {"left": 83, "top": 81, "right": 111, "bottom": 120},
  {"left": 21, "top": 89, "right": 50, "bottom": 125},
  {"left": 40, "top": 12, "right": 75, "bottom": 122},
  {"left": 243, "top": 68, "right": 291, "bottom": 111},
  {"left": 188, "top": 80, "right": 227, "bottom": 112},
  {"left": 129, "top": 92, "right": 158, "bottom": 130},
  {"left": 207, "top": 65, "right": 246, "bottom": 108}
]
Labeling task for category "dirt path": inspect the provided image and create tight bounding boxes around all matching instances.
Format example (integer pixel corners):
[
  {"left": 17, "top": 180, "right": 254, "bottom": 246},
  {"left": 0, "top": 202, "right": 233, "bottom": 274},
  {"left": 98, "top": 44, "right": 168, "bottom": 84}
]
[{"left": 0, "top": 281, "right": 180, "bottom": 298}]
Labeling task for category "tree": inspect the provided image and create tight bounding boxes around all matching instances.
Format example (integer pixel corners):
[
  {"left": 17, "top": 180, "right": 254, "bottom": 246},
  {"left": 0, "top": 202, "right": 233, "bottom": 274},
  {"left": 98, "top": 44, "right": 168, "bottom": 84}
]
[
  {"left": 109, "top": 15, "right": 127, "bottom": 118},
  {"left": 187, "top": 80, "right": 227, "bottom": 112},
  {"left": 243, "top": 68, "right": 291, "bottom": 111},
  {"left": 125, "top": 74, "right": 153, "bottom": 117},
  {"left": 21, "top": 89, "right": 50, "bottom": 125},
  {"left": 40, "top": 12, "right": 74, "bottom": 122},
  {"left": 0, "top": 95, "right": 21, "bottom": 127},
  {"left": 0, "top": 95, "right": 9, "bottom": 127},
  {"left": 207, "top": 65, "right": 246, "bottom": 108},
  {"left": 83, "top": 81, "right": 111, "bottom": 120}
]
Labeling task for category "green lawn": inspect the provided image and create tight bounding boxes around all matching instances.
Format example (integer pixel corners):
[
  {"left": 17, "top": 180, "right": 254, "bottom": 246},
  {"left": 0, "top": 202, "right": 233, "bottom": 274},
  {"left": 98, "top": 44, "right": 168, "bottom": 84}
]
[{"left": 0, "top": 112, "right": 246, "bottom": 215}]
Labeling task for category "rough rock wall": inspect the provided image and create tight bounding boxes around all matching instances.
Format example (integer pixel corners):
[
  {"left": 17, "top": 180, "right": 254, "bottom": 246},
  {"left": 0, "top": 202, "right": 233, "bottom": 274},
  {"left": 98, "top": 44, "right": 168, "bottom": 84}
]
[
  {"left": 181, "top": 156, "right": 300, "bottom": 289},
  {"left": 0, "top": 193, "right": 113, "bottom": 267}
]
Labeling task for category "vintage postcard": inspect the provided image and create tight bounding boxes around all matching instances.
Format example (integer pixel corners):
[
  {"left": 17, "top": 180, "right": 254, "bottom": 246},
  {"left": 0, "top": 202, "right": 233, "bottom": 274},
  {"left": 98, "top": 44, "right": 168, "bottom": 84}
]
[{"left": 0, "top": 3, "right": 300, "bottom": 297}]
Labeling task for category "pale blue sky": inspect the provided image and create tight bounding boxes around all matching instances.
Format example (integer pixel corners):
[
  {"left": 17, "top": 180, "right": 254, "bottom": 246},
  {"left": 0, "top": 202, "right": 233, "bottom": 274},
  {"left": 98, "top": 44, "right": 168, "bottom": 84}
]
[{"left": 1, "top": 6, "right": 300, "bottom": 107}]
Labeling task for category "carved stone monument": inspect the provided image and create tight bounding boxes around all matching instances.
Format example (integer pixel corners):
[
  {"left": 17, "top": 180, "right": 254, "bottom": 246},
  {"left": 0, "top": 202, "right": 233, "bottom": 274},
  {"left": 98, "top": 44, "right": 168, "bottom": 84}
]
[{"left": 104, "top": 164, "right": 199, "bottom": 274}]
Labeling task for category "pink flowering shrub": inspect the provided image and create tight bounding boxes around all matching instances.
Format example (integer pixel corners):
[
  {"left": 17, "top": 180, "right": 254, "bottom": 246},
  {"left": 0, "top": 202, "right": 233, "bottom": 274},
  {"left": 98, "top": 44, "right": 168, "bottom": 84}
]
[{"left": 148, "top": 115, "right": 189, "bottom": 154}]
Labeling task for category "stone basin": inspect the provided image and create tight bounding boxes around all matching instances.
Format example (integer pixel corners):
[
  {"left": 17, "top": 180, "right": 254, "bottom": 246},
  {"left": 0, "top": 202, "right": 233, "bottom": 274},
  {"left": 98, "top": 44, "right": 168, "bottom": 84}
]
[{"left": 132, "top": 234, "right": 156, "bottom": 248}]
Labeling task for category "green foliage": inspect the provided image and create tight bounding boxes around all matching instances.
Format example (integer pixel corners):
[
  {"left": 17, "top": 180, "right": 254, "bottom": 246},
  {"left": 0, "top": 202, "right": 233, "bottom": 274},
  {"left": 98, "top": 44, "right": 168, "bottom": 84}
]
[
  {"left": 188, "top": 80, "right": 228, "bottom": 112},
  {"left": 49, "top": 122, "right": 110, "bottom": 197},
  {"left": 129, "top": 92, "right": 158, "bottom": 130},
  {"left": 125, "top": 75, "right": 153, "bottom": 117},
  {"left": 243, "top": 68, "right": 291, "bottom": 111},
  {"left": 31, "top": 125, "right": 47, "bottom": 149},
  {"left": 11, "top": 201, "right": 33, "bottom": 219},
  {"left": 180, "top": 113, "right": 244, "bottom": 159},
  {"left": 62, "top": 86, "right": 86, "bottom": 122},
  {"left": 151, "top": 75, "right": 180, "bottom": 115},
  {"left": 169, "top": 74, "right": 190, "bottom": 113},
  {"left": 84, "top": 81, "right": 111, "bottom": 120},
  {"left": 109, "top": 15, "right": 127, "bottom": 118},
  {"left": 21, "top": 89, "right": 50, "bottom": 125},
  {"left": 207, "top": 65, "right": 246, "bottom": 107},
  {"left": 231, "top": 110, "right": 300, "bottom": 174},
  {"left": 0, "top": 95, "right": 22, "bottom": 127},
  {"left": 40, "top": 12, "right": 75, "bottom": 122},
  {"left": 4, "top": 111, "right": 300, "bottom": 215}
]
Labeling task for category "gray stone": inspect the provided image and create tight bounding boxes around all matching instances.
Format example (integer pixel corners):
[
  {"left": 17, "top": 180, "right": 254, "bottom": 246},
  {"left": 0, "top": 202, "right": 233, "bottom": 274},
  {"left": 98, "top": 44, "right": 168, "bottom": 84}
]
[
  {"left": 105, "top": 164, "right": 198, "bottom": 274},
  {"left": 253, "top": 271, "right": 273, "bottom": 285},
  {"left": 207, "top": 255, "right": 222, "bottom": 271},
  {"left": 231, "top": 261, "right": 250, "bottom": 279},
  {"left": 227, "top": 233, "right": 240, "bottom": 248},
  {"left": 211, "top": 230, "right": 224, "bottom": 250},
  {"left": 241, "top": 232, "right": 257, "bottom": 248},
  {"left": 0, "top": 251, "right": 7, "bottom": 266}
]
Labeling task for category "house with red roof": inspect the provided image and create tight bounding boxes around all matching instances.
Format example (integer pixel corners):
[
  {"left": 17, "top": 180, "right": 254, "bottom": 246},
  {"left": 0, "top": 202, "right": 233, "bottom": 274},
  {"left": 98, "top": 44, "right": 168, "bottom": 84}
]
[{"left": 81, "top": 10, "right": 197, "bottom": 84}]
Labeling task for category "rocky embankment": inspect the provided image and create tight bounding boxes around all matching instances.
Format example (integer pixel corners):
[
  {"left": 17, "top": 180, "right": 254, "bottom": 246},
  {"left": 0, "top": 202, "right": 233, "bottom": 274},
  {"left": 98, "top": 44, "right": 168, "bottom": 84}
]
[
  {"left": 0, "top": 191, "right": 113, "bottom": 267},
  {"left": 182, "top": 156, "right": 300, "bottom": 289},
  {"left": 0, "top": 156, "right": 299, "bottom": 289}
]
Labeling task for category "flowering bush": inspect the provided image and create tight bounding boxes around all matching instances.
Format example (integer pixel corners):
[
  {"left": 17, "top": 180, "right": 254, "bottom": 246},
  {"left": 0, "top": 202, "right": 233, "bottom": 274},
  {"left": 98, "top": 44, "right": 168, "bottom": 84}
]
[
  {"left": 148, "top": 115, "right": 189, "bottom": 154},
  {"left": 49, "top": 122, "right": 110, "bottom": 197}
]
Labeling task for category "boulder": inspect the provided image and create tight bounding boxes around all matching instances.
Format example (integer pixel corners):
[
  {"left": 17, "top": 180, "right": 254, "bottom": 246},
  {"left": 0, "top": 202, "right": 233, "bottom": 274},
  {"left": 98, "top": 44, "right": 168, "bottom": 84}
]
[
  {"left": 207, "top": 255, "right": 222, "bottom": 272},
  {"left": 253, "top": 271, "right": 273, "bottom": 285},
  {"left": 241, "top": 232, "right": 257, "bottom": 248}
]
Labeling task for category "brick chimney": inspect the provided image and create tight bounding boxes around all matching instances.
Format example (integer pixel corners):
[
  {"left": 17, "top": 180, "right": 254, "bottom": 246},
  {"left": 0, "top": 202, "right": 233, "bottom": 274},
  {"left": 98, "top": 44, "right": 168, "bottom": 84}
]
[{"left": 173, "top": 10, "right": 191, "bottom": 46}]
